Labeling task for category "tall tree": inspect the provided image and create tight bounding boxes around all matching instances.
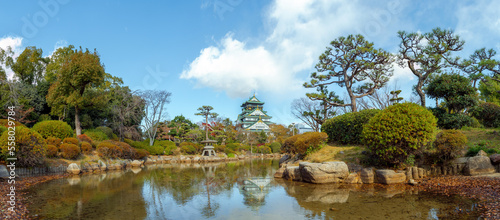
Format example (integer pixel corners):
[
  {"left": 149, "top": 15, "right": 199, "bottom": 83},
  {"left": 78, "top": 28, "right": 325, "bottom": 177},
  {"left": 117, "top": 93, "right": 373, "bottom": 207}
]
[
  {"left": 425, "top": 73, "right": 477, "bottom": 113},
  {"left": 305, "top": 34, "right": 393, "bottom": 112},
  {"left": 4, "top": 46, "right": 49, "bottom": 85},
  {"left": 398, "top": 27, "right": 465, "bottom": 107},
  {"left": 195, "top": 106, "right": 218, "bottom": 141},
  {"left": 140, "top": 90, "right": 172, "bottom": 146},
  {"left": 110, "top": 86, "right": 145, "bottom": 141},
  {"left": 46, "top": 47, "right": 106, "bottom": 136}
]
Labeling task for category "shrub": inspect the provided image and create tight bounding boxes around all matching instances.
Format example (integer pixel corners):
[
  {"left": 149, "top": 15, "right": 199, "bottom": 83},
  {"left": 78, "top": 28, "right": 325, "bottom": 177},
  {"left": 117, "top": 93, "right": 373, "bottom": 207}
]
[
  {"left": 63, "top": 137, "right": 79, "bottom": 145},
  {"left": 77, "top": 134, "right": 93, "bottom": 144},
  {"left": 433, "top": 130, "right": 467, "bottom": 163},
  {"left": 472, "top": 102, "right": 500, "bottom": 128},
  {"left": 224, "top": 147, "right": 236, "bottom": 155},
  {"left": 269, "top": 142, "right": 281, "bottom": 153},
  {"left": 46, "top": 145, "right": 58, "bottom": 158},
  {"left": 145, "top": 144, "right": 165, "bottom": 155},
  {"left": 282, "top": 132, "right": 328, "bottom": 157},
  {"left": 226, "top": 143, "right": 240, "bottom": 151},
  {"left": 0, "top": 126, "right": 6, "bottom": 135},
  {"left": 80, "top": 142, "right": 93, "bottom": 154},
  {"left": 46, "top": 137, "right": 62, "bottom": 147},
  {"left": 84, "top": 129, "right": 109, "bottom": 141},
  {"left": 32, "top": 120, "right": 73, "bottom": 139},
  {"left": 227, "top": 153, "right": 235, "bottom": 158},
  {"left": 135, "top": 149, "right": 149, "bottom": 159},
  {"left": 155, "top": 140, "right": 176, "bottom": 155},
  {"left": 97, "top": 141, "right": 121, "bottom": 158},
  {"left": 466, "top": 141, "right": 499, "bottom": 157},
  {"left": 96, "top": 126, "right": 116, "bottom": 140},
  {"left": 214, "top": 144, "right": 225, "bottom": 152},
  {"left": 180, "top": 142, "right": 197, "bottom": 155},
  {"left": 363, "top": 103, "right": 437, "bottom": 166},
  {"left": 60, "top": 143, "right": 80, "bottom": 159},
  {"left": 0, "top": 126, "right": 47, "bottom": 167},
  {"left": 0, "top": 119, "right": 25, "bottom": 128},
  {"left": 322, "top": 109, "right": 380, "bottom": 144},
  {"left": 258, "top": 145, "right": 272, "bottom": 154},
  {"left": 428, "top": 107, "right": 474, "bottom": 129}
]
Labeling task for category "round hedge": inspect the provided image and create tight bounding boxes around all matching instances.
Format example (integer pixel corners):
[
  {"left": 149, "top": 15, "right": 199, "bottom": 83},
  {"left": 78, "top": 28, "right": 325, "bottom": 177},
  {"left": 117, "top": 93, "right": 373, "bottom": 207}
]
[
  {"left": 0, "top": 126, "right": 47, "bottom": 167},
  {"left": 322, "top": 109, "right": 381, "bottom": 145},
  {"left": 0, "top": 119, "right": 25, "bottom": 128},
  {"left": 434, "top": 130, "right": 467, "bottom": 163},
  {"left": 269, "top": 142, "right": 282, "bottom": 153},
  {"left": 362, "top": 103, "right": 437, "bottom": 165},
  {"left": 80, "top": 142, "right": 92, "bottom": 154},
  {"left": 46, "top": 145, "right": 58, "bottom": 158},
  {"left": 32, "top": 120, "right": 73, "bottom": 140},
  {"left": 60, "top": 143, "right": 80, "bottom": 159},
  {"left": 63, "top": 137, "right": 79, "bottom": 145}
]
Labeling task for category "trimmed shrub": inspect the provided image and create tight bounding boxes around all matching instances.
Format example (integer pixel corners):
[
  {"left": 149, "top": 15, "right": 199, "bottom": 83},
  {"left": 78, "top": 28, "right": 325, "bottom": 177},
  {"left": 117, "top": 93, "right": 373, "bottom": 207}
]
[
  {"left": 46, "top": 145, "right": 58, "bottom": 158},
  {"left": 224, "top": 148, "right": 235, "bottom": 155},
  {"left": 258, "top": 145, "right": 272, "bottom": 154},
  {"left": 84, "top": 129, "right": 109, "bottom": 141},
  {"left": 80, "top": 142, "right": 92, "bottom": 154},
  {"left": 270, "top": 142, "right": 281, "bottom": 153},
  {"left": 363, "top": 103, "right": 437, "bottom": 166},
  {"left": 466, "top": 141, "right": 499, "bottom": 157},
  {"left": 97, "top": 141, "right": 121, "bottom": 158},
  {"left": 472, "top": 102, "right": 500, "bottom": 128},
  {"left": 156, "top": 140, "right": 176, "bottom": 155},
  {"left": 135, "top": 149, "right": 149, "bottom": 159},
  {"left": 433, "top": 130, "right": 468, "bottom": 163},
  {"left": 0, "top": 126, "right": 6, "bottom": 135},
  {"left": 214, "top": 144, "right": 225, "bottom": 153},
  {"left": 322, "top": 109, "right": 381, "bottom": 144},
  {"left": 32, "top": 120, "right": 73, "bottom": 139},
  {"left": 227, "top": 153, "right": 235, "bottom": 158},
  {"left": 96, "top": 126, "right": 116, "bottom": 140},
  {"left": 0, "top": 119, "right": 25, "bottom": 128},
  {"left": 60, "top": 143, "right": 80, "bottom": 159},
  {"left": 46, "top": 137, "right": 62, "bottom": 148},
  {"left": 77, "top": 134, "right": 93, "bottom": 144},
  {"left": 180, "top": 142, "right": 197, "bottom": 155},
  {"left": 226, "top": 143, "right": 240, "bottom": 151},
  {"left": 282, "top": 132, "right": 328, "bottom": 157},
  {"left": 0, "top": 126, "right": 47, "bottom": 167},
  {"left": 428, "top": 107, "right": 474, "bottom": 129},
  {"left": 146, "top": 144, "right": 164, "bottom": 155},
  {"left": 63, "top": 137, "right": 79, "bottom": 145}
]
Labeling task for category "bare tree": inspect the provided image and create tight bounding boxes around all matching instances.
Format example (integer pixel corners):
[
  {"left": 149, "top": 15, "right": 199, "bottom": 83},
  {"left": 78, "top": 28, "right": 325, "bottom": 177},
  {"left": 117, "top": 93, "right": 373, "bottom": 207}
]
[
  {"left": 111, "top": 87, "right": 145, "bottom": 141},
  {"left": 291, "top": 98, "right": 325, "bottom": 132},
  {"left": 140, "top": 90, "right": 172, "bottom": 146}
]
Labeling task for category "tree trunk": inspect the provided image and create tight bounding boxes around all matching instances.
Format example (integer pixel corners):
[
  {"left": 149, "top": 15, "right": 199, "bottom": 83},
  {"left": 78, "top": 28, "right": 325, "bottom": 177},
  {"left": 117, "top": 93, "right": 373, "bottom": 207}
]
[
  {"left": 350, "top": 95, "right": 357, "bottom": 112},
  {"left": 75, "top": 106, "right": 82, "bottom": 136},
  {"left": 416, "top": 79, "right": 426, "bottom": 107},
  {"left": 205, "top": 115, "right": 209, "bottom": 140}
]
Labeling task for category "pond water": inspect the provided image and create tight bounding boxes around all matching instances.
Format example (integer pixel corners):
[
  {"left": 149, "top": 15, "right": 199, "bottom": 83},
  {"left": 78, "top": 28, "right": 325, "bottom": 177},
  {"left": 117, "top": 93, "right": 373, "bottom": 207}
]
[{"left": 26, "top": 159, "right": 479, "bottom": 219}]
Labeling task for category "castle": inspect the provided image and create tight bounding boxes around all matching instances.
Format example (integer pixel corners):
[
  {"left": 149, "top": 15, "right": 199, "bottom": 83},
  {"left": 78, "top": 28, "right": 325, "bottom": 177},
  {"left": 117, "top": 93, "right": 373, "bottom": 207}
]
[{"left": 236, "top": 95, "right": 273, "bottom": 132}]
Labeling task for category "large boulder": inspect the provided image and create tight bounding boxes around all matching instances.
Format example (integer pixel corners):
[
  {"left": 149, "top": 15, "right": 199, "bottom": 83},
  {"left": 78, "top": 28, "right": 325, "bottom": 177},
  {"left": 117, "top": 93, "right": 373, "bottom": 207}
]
[
  {"left": 345, "top": 173, "right": 361, "bottom": 184},
  {"left": 283, "top": 166, "right": 302, "bottom": 181},
  {"left": 131, "top": 160, "right": 142, "bottom": 167},
  {"left": 490, "top": 154, "right": 500, "bottom": 165},
  {"left": 98, "top": 160, "right": 107, "bottom": 171},
  {"left": 465, "top": 156, "right": 496, "bottom": 176},
  {"left": 360, "top": 168, "right": 375, "bottom": 184},
  {"left": 299, "top": 162, "right": 349, "bottom": 184},
  {"left": 477, "top": 150, "right": 488, "bottom": 157},
  {"left": 67, "top": 163, "right": 81, "bottom": 175},
  {"left": 376, "top": 169, "right": 406, "bottom": 184},
  {"left": 274, "top": 167, "right": 286, "bottom": 178}
]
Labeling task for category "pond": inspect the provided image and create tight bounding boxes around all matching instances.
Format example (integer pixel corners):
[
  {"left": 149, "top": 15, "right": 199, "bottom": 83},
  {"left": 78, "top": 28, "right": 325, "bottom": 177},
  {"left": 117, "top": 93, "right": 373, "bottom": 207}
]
[{"left": 26, "top": 159, "right": 479, "bottom": 219}]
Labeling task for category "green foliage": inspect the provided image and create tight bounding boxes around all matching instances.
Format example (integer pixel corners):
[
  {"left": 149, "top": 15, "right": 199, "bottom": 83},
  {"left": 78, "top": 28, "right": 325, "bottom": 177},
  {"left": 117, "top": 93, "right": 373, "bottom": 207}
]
[
  {"left": 135, "top": 149, "right": 149, "bottom": 159},
  {"left": 0, "top": 126, "right": 6, "bottom": 135},
  {"left": 428, "top": 107, "right": 475, "bottom": 129},
  {"left": 96, "top": 126, "right": 117, "bottom": 140},
  {"left": 282, "top": 132, "right": 328, "bottom": 157},
  {"left": 60, "top": 143, "right": 80, "bottom": 159},
  {"left": 32, "top": 120, "right": 73, "bottom": 140},
  {"left": 363, "top": 103, "right": 437, "bottom": 166},
  {"left": 257, "top": 145, "right": 272, "bottom": 154},
  {"left": 0, "top": 119, "right": 25, "bottom": 128},
  {"left": 0, "top": 126, "right": 47, "bottom": 167},
  {"left": 472, "top": 102, "right": 500, "bottom": 128},
  {"left": 479, "top": 76, "right": 500, "bottom": 105},
  {"left": 155, "top": 140, "right": 176, "bottom": 155},
  {"left": 46, "top": 137, "right": 62, "bottom": 148},
  {"left": 180, "top": 142, "right": 197, "bottom": 155},
  {"left": 433, "top": 130, "right": 468, "bottom": 163},
  {"left": 63, "top": 137, "right": 79, "bottom": 145},
  {"left": 46, "top": 145, "right": 58, "bottom": 158},
  {"left": 466, "top": 140, "right": 499, "bottom": 157},
  {"left": 226, "top": 143, "right": 240, "bottom": 151},
  {"left": 80, "top": 142, "right": 92, "bottom": 154},
  {"left": 84, "top": 129, "right": 109, "bottom": 141},
  {"left": 269, "top": 142, "right": 282, "bottom": 153},
  {"left": 227, "top": 153, "right": 235, "bottom": 158},
  {"left": 322, "top": 109, "right": 381, "bottom": 144},
  {"left": 425, "top": 73, "right": 478, "bottom": 113}
]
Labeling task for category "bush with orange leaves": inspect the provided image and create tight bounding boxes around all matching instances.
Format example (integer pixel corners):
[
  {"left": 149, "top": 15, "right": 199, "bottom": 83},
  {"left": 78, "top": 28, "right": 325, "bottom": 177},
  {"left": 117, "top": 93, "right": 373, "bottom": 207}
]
[
  {"left": 60, "top": 143, "right": 80, "bottom": 159},
  {"left": 282, "top": 132, "right": 328, "bottom": 158}
]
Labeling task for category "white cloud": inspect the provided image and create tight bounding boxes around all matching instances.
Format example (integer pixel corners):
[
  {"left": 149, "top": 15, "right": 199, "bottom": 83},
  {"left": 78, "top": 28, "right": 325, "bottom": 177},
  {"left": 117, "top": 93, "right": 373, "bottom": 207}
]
[
  {"left": 0, "top": 36, "right": 23, "bottom": 80},
  {"left": 455, "top": 0, "right": 500, "bottom": 50},
  {"left": 183, "top": 0, "right": 404, "bottom": 99}
]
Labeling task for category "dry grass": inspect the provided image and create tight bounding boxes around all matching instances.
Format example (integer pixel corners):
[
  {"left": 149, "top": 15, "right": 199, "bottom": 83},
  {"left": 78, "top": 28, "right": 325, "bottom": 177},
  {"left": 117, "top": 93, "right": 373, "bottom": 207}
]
[{"left": 305, "top": 144, "right": 366, "bottom": 163}]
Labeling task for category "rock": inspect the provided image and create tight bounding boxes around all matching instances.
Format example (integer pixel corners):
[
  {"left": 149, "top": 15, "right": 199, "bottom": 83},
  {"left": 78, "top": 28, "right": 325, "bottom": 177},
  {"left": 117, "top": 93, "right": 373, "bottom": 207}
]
[
  {"left": 274, "top": 167, "right": 286, "bottom": 178},
  {"left": 345, "top": 173, "right": 360, "bottom": 184},
  {"left": 131, "top": 167, "right": 141, "bottom": 174},
  {"left": 465, "top": 156, "right": 496, "bottom": 176},
  {"left": 283, "top": 166, "right": 302, "bottom": 181},
  {"left": 408, "top": 179, "right": 418, "bottom": 186},
  {"left": 131, "top": 160, "right": 142, "bottom": 167},
  {"left": 91, "top": 163, "right": 100, "bottom": 171},
  {"left": 490, "top": 154, "right": 500, "bottom": 165},
  {"left": 453, "top": 157, "right": 469, "bottom": 165},
  {"left": 412, "top": 167, "right": 419, "bottom": 180},
  {"left": 67, "top": 163, "right": 81, "bottom": 175},
  {"left": 279, "top": 155, "right": 291, "bottom": 165},
  {"left": 360, "top": 168, "right": 375, "bottom": 184},
  {"left": 0, "top": 165, "right": 9, "bottom": 178},
  {"left": 418, "top": 168, "right": 425, "bottom": 178},
  {"left": 98, "top": 160, "right": 107, "bottom": 171},
  {"left": 299, "top": 162, "right": 349, "bottom": 184},
  {"left": 477, "top": 150, "right": 488, "bottom": 157},
  {"left": 405, "top": 167, "right": 412, "bottom": 180},
  {"left": 376, "top": 169, "right": 406, "bottom": 184}
]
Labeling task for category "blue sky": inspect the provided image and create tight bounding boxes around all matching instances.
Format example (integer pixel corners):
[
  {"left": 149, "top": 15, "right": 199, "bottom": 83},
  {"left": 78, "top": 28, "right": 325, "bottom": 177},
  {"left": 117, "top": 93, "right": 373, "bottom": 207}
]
[{"left": 1, "top": 0, "right": 499, "bottom": 126}]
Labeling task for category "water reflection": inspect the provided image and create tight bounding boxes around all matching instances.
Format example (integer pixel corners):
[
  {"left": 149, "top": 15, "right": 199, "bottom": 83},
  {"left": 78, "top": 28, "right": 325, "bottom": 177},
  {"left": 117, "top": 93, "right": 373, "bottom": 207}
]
[{"left": 26, "top": 159, "right": 479, "bottom": 220}]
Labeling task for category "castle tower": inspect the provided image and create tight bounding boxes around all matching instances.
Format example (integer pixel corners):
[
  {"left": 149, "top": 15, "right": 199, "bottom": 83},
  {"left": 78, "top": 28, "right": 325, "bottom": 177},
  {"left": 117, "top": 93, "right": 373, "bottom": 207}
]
[{"left": 236, "top": 94, "right": 273, "bottom": 132}]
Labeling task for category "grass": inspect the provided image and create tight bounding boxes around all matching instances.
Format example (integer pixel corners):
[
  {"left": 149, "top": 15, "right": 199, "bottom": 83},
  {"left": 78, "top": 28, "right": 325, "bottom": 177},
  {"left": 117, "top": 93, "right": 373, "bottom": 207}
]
[
  {"left": 305, "top": 144, "right": 366, "bottom": 163},
  {"left": 460, "top": 127, "right": 500, "bottom": 154}
]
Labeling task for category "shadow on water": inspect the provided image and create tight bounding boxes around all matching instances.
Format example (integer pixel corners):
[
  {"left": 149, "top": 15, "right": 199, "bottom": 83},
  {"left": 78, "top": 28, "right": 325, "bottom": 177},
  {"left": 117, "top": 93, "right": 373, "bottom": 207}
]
[{"left": 26, "top": 159, "right": 479, "bottom": 219}]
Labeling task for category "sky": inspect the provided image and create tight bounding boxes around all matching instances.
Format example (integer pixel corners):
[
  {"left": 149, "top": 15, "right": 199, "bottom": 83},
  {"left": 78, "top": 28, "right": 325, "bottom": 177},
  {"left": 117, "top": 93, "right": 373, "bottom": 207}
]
[{"left": 1, "top": 0, "right": 499, "bottom": 126}]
